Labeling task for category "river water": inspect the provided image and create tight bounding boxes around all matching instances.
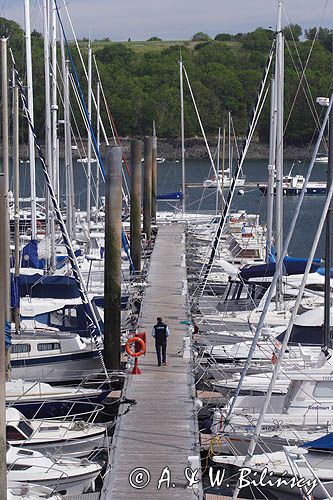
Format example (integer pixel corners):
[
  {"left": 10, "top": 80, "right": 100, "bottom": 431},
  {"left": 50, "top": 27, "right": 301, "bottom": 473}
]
[{"left": 17, "top": 156, "right": 327, "bottom": 259}]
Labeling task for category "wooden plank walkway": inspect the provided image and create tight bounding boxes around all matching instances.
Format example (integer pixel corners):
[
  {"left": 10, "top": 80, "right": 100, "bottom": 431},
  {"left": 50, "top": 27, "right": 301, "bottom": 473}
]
[{"left": 101, "top": 223, "right": 202, "bottom": 499}]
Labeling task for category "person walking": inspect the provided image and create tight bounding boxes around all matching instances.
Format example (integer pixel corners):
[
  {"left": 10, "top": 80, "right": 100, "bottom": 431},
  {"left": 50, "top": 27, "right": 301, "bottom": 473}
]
[{"left": 151, "top": 317, "right": 170, "bottom": 366}]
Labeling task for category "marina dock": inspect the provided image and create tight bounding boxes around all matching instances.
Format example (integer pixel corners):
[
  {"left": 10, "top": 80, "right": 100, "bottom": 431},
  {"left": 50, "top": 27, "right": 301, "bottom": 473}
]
[{"left": 101, "top": 223, "right": 202, "bottom": 499}]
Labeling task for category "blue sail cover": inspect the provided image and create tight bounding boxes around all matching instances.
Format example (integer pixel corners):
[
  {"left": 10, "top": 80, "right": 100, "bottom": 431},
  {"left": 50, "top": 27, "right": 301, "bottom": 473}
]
[
  {"left": 316, "top": 267, "right": 333, "bottom": 278},
  {"left": 20, "top": 240, "right": 42, "bottom": 269},
  {"left": 302, "top": 433, "right": 333, "bottom": 450},
  {"left": 5, "top": 320, "right": 11, "bottom": 349},
  {"left": 157, "top": 191, "right": 183, "bottom": 201},
  {"left": 122, "top": 229, "right": 135, "bottom": 273},
  {"left": 17, "top": 274, "right": 80, "bottom": 299},
  {"left": 11, "top": 274, "right": 20, "bottom": 309},
  {"left": 240, "top": 256, "right": 321, "bottom": 281},
  {"left": 16, "top": 239, "right": 81, "bottom": 270}
]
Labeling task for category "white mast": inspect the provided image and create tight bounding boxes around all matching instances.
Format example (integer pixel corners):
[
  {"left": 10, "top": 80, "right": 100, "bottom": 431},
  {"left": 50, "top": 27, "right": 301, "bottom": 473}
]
[
  {"left": 266, "top": 77, "right": 277, "bottom": 259},
  {"left": 180, "top": 57, "right": 185, "bottom": 213},
  {"left": 24, "top": 0, "right": 37, "bottom": 239},
  {"left": 60, "top": 31, "right": 74, "bottom": 240},
  {"left": 43, "top": 0, "right": 53, "bottom": 267},
  {"left": 51, "top": 2, "right": 58, "bottom": 201},
  {"left": 87, "top": 42, "right": 92, "bottom": 233},
  {"left": 215, "top": 127, "right": 221, "bottom": 215},
  {"left": 275, "top": 0, "right": 284, "bottom": 309},
  {"left": 228, "top": 111, "right": 232, "bottom": 180},
  {"left": 96, "top": 81, "right": 100, "bottom": 217}
]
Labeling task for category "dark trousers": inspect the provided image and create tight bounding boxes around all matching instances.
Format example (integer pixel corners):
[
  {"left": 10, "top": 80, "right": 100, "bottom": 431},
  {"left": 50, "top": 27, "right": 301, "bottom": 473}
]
[{"left": 155, "top": 341, "right": 167, "bottom": 365}]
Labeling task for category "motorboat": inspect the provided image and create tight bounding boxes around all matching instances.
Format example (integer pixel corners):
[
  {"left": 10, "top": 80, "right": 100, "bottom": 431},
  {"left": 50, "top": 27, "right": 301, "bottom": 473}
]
[
  {"left": 6, "top": 408, "right": 106, "bottom": 458},
  {"left": 7, "top": 444, "right": 101, "bottom": 495},
  {"left": 8, "top": 481, "right": 62, "bottom": 499},
  {"left": 6, "top": 379, "right": 110, "bottom": 419}
]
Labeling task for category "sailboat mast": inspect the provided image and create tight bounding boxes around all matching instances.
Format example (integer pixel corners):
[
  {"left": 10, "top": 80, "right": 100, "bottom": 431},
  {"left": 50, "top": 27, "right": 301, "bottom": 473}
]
[
  {"left": 266, "top": 77, "right": 277, "bottom": 260},
  {"left": 13, "top": 84, "right": 20, "bottom": 334},
  {"left": 324, "top": 99, "right": 333, "bottom": 349},
  {"left": 96, "top": 81, "right": 100, "bottom": 216},
  {"left": 43, "top": 0, "right": 53, "bottom": 267},
  {"left": 215, "top": 127, "right": 221, "bottom": 215},
  {"left": 61, "top": 32, "right": 73, "bottom": 240},
  {"left": 87, "top": 43, "right": 92, "bottom": 233},
  {"left": 221, "top": 125, "right": 226, "bottom": 213},
  {"left": 24, "top": 0, "right": 37, "bottom": 239},
  {"left": 179, "top": 57, "right": 185, "bottom": 213},
  {"left": 228, "top": 111, "right": 232, "bottom": 179},
  {"left": 275, "top": 0, "right": 284, "bottom": 309},
  {"left": 51, "top": 2, "right": 58, "bottom": 199}
]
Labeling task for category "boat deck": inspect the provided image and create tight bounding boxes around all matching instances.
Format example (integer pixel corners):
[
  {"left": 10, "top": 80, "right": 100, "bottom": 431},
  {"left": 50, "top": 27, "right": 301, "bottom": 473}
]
[{"left": 101, "top": 223, "right": 202, "bottom": 499}]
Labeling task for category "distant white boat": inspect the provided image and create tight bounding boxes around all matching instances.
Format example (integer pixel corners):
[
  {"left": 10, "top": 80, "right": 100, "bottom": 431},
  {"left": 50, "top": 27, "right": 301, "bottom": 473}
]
[
  {"left": 203, "top": 173, "right": 246, "bottom": 189},
  {"left": 140, "top": 157, "right": 166, "bottom": 163},
  {"left": 77, "top": 158, "right": 97, "bottom": 163},
  {"left": 315, "top": 155, "right": 328, "bottom": 163}
]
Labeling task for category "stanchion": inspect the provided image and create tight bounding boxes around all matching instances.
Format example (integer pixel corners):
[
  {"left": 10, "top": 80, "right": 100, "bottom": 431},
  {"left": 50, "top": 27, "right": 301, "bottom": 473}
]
[{"left": 131, "top": 358, "right": 141, "bottom": 375}]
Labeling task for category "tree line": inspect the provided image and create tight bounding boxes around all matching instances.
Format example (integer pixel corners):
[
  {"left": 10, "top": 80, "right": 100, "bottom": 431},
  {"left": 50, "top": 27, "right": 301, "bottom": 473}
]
[{"left": 1, "top": 17, "right": 332, "bottom": 146}]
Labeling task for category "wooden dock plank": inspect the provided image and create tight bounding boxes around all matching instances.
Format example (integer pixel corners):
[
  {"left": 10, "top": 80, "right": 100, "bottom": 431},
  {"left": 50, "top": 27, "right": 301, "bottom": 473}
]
[{"left": 101, "top": 224, "right": 202, "bottom": 499}]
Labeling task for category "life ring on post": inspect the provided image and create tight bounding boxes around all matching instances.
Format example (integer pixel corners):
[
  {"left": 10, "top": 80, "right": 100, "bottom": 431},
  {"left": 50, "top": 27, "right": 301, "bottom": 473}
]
[{"left": 126, "top": 337, "right": 146, "bottom": 358}]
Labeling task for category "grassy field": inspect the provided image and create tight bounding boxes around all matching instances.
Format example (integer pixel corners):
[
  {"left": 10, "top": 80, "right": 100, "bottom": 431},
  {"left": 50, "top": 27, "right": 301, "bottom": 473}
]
[{"left": 75, "top": 39, "right": 242, "bottom": 54}]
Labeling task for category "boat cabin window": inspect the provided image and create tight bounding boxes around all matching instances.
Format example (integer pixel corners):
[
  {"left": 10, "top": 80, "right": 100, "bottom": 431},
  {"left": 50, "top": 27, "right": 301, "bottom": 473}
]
[
  {"left": 37, "top": 342, "right": 61, "bottom": 352},
  {"left": 11, "top": 344, "right": 31, "bottom": 354},
  {"left": 9, "top": 464, "right": 31, "bottom": 471},
  {"left": 6, "top": 426, "right": 25, "bottom": 441},
  {"left": 50, "top": 309, "right": 63, "bottom": 326},
  {"left": 313, "top": 381, "right": 333, "bottom": 398},
  {"left": 64, "top": 308, "right": 77, "bottom": 328},
  {"left": 17, "top": 420, "right": 33, "bottom": 438}
]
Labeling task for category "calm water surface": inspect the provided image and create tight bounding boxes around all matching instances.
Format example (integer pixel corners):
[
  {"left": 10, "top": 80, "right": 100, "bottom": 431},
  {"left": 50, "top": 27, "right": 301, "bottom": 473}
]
[{"left": 16, "top": 157, "right": 327, "bottom": 259}]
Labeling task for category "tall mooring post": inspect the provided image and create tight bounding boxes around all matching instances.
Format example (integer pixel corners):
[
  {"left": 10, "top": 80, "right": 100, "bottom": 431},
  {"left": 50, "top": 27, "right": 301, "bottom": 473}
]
[
  {"left": 143, "top": 136, "right": 153, "bottom": 240},
  {"left": 151, "top": 133, "right": 157, "bottom": 221},
  {"left": 104, "top": 146, "right": 122, "bottom": 371},
  {"left": 130, "top": 139, "right": 142, "bottom": 273},
  {"left": 0, "top": 175, "right": 8, "bottom": 499}
]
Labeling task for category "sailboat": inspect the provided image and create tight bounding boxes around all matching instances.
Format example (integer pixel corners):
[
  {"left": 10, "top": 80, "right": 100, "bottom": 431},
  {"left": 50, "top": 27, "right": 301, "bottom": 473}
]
[{"left": 203, "top": 115, "right": 246, "bottom": 189}]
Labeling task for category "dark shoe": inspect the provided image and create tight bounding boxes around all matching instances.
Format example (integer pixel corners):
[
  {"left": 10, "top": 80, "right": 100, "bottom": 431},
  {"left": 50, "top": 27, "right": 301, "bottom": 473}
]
[{"left": 158, "top": 364, "right": 161, "bottom": 366}]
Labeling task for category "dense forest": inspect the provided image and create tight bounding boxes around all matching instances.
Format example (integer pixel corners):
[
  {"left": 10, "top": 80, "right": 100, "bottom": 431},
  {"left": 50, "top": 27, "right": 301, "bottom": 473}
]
[{"left": 1, "top": 17, "right": 332, "bottom": 146}]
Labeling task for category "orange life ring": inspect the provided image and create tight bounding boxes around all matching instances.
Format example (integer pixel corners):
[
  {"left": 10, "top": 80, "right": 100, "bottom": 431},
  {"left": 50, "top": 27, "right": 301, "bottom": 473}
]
[{"left": 125, "top": 336, "right": 146, "bottom": 358}]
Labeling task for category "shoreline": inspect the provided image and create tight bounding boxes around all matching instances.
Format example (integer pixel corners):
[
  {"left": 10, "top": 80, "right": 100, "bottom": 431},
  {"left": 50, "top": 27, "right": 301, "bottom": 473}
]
[{"left": 11, "top": 138, "right": 324, "bottom": 162}]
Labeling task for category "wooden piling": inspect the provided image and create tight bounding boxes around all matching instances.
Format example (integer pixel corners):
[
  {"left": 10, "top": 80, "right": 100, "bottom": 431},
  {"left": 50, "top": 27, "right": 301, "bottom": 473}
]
[
  {"left": 0, "top": 174, "right": 7, "bottom": 499},
  {"left": 143, "top": 136, "right": 153, "bottom": 240},
  {"left": 104, "top": 146, "right": 122, "bottom": 371},
  {"left": 151, "top": 134, "right": 157, "bottom": 221},
  {"left": 130, "top": 139, "right": 142, "bottom": 273}
]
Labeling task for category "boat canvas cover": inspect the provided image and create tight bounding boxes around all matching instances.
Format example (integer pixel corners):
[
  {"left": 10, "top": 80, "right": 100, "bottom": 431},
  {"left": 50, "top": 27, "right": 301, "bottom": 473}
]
[
  {"left": 157, "top": 191, "right": 183, "bottom": 201},
  {"left": 240, "top": 256, "right": 321, "bottom": 281},
  {"left": 302, "top": 433, "right": 333, "bottom": 451},
  {"left": 18, "top": 274, "right": 80, "bottom": 299}
]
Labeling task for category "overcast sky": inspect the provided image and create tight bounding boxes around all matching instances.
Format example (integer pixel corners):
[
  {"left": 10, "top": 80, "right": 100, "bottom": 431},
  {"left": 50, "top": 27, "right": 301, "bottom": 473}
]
[{"left": 1, "top": 0, "right": 332, "bottom": 40}]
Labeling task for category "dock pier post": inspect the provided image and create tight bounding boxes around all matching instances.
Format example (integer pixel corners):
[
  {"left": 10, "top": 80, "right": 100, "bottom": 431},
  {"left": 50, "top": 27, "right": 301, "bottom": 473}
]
[
  {"left": 151, "top": 134, "right": 157, "bottom": 221},
  {"left": 130, "top": 139, "right": 142, "bottom": 273},
  {"left": 143, "top": 136, "right": 153, "bottom": 241},
  {"left": 104, "top": 145, "right": 122, "bottom": 371}
]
